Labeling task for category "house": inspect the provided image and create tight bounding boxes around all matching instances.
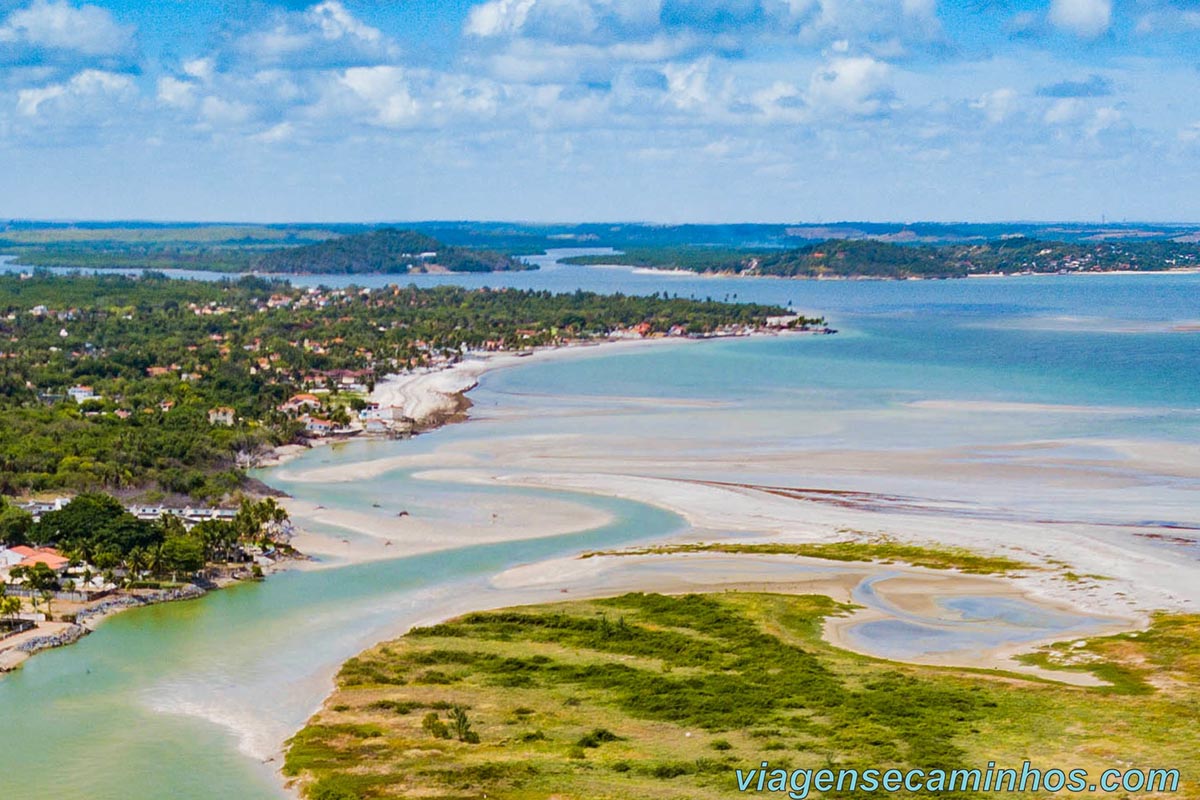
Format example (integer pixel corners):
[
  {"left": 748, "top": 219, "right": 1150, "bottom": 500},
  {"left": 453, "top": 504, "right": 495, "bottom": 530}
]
[
  {"left": 0, "top": 547, "right": 26, "bottom": 569},
  {"left": 131, "top": 505, "right": 165, "bottom": 521},
  {"left": 67, "top": 385, "right": 97, "bottom": 403},
  {"left": 765, "top": 314, "right": 803, "bottom": 329},
  {"left": 10, "top": 546, "right": 70, "bottom": 574},
  {"left": 159, "top": 400, "right": 175, "bottom": 412},
  {"left": 364, "top": 418, "right": 390, "bottom": 434},
  {"left": 279, "top": 393, "right": 321, "bottom": 413},
  {"left": 362, "top": 403, "right": 402, "bottom": 421},
  {"left": 301, "top": 416, "right": 336, "bottom": 436},
  {"left": 208, "top": 407, "right": 236, "bottom": 426}
]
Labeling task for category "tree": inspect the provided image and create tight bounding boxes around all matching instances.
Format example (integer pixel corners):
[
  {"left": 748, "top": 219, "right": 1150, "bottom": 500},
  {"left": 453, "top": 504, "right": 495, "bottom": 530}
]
[
  {"left": 9, "top": 562, "right": 59, "bottom": 617},
  {"left": 0, "top": 594, "right": 21, "bottom": 622},
  {"left": 0, "top": 499, "right": 32, "bottom": 546},
  {"left": 33, "top": 493, "right": 126, "bottom": 548},
  {"left": 450, "top": 705, "right": 479, "bottom": 743},
  {"left": 160, "top": 535, "right": 204, "bottom": 581}
]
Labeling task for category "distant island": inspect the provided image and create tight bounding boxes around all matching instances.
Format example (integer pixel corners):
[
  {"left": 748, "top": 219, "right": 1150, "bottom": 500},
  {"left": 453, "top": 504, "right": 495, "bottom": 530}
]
[
  {"left": 560, "top": 238, "right": 1200, "bottom": 279},
  {"left": 253, "top": 229, "right": 530, "bottom": 274},
  {"left": 5, "top": 221, "right": 1200, "bottom": 276},
  {"left": 2, "top": 227, "right": 532, "bottom": 275}
]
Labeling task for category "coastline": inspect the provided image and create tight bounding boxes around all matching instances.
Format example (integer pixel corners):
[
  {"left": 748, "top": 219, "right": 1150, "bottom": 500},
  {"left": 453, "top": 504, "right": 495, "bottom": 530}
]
[
  {"left": 263, "top": 334, "right": 1173, "bottom": 688},
  {"left": 0, "top": 557, "right": 302, "bottom": 675}
]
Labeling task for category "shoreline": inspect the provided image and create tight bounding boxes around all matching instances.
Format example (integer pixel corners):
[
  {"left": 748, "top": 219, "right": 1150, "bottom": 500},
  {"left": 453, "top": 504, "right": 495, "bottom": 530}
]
[
  {"left": 0, "top": 558, "right": 301, "bottom": 675},
  {"left": 259, "top": 332, "right": 778, "bottom": 475},
  {"left": 244, "top": 331, "right": 1189, "bottom": 794}
]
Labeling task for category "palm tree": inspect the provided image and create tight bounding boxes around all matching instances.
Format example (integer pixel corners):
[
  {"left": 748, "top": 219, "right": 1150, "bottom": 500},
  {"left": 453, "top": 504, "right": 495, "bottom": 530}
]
[
  {"left": 126, "top": 547, "right": 146, "bottom": 580},
  {"left": 147, "top": 544, "right": 165, "bottom": 580}
]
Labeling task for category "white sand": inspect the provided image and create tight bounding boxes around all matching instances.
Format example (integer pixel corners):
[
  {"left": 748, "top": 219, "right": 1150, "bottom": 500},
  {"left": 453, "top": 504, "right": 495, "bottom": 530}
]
[{"left": 262, "top": 336, "right": 1198, "bottom": 675}]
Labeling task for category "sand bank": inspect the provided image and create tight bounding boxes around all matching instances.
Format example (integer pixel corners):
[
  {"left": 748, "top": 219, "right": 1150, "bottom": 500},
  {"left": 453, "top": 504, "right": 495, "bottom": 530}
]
[{"left": 282, "top": 491, "right": 614, "bottom": 567}]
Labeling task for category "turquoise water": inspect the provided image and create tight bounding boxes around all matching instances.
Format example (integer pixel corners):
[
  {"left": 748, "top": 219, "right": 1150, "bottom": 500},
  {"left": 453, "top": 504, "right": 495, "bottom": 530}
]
[
  {"left": 0, "top": 486, "right": 684, "bottom": 799},
  {"left": 0, "top": 256, "right": 1197, "bottom": 797}
]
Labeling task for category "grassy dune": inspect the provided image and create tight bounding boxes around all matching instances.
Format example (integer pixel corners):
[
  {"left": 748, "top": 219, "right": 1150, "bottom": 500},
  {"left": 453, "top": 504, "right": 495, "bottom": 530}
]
[{"left": 285, "top": 593, "right": 1198, "bottom": 799}]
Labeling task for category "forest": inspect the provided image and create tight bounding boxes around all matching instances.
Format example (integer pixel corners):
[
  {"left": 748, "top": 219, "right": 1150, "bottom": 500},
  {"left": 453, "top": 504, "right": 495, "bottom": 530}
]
[
  {"left": 6, "top": 228, "right": 531, "bottom": 275},
  {"left": 252, "top": 228, "right": 531, "bottom": 274},
  {"left": 561, "top": 238, "right": 1200, "bottom": 278},
  {"left": 0, "top": 272, "right": 797, "bottom": 501}
]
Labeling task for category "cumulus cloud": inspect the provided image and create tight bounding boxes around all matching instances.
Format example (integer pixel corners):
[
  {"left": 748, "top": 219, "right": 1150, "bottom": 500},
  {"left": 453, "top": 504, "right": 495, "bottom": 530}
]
[
  {"left": 0, "top": 0, "right": 134, "bottom": 58},
  {"left": 1048, "top": 0, "right": 1112, "bottom": 38},
  {"left": 464, "top": 0, "right": 941, "bottom": 51},
  {"left": 333, "top": 65, "right": 421, "bottom": 127},
  {"left": 972, "top": 87, "right": 1018, "bottom": 123},
  {"left": 230, "top": 0, "right": 398, "bottom": 69},
  {"left": 1043, "top": 96, "right": 1084, "bottom": 125},
  {"left": 805, "top": 55, "right": 894, "bottom": 116},
  {"left": 15, "top": 67, "right": 133, "bottom": 116}
]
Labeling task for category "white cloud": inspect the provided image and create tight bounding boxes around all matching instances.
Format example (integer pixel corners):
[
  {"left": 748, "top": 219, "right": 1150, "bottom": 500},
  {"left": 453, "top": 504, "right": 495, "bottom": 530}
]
[
  {"left": 1043, "top": 96, "right": 1084, "bottom": 124},
  {"left": 199, "top": 95, "right": 255, "bottom": 126},
  {"left": 157, "top": 76, "right": 197, "bottom": 109},
  {"left": 337, "top": 65, "right": 421, "bottom": 127},
  {"left": 662, "top": 58, "right": 709, "bottom": 109},
  {"left": 1135, "top": 8, "right": 1200, "bottom": 34},
  {"left": 806, "top": 55, "right": 894, "bottom": 116},
  {"left": 16, "top": 67, "right": 132, "bottom": 116},
  {"left": 466, "top": 0, "right": 539, "bottom": 37},
  {"left": 233, "top": 1, "right": 397, "bottom": 68},
  {"left": 972, "top": 87, "right": 1018, "bottom": 124},
  {"left": 1085, "top": 105, "right": 1120, "bottom": 137},
  {"left": 1048, "top": 0, "right": 1111, "bottom": 38},
  {"left": 183, "top": 58, "right": 215, "bottom": 83},
  {"left": 464, "top": 0, "right": 940, "bottom": 51},
  {"left": 0, "top": 0, "right": 133, "bottom": 57},
  {"left": 251, "top": 121, "right": 295, "bottom": 143}
]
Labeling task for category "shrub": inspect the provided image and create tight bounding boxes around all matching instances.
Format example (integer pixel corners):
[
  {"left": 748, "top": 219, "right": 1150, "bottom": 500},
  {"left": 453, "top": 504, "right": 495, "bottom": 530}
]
[
  {"left": 577, "top": 728, "right": 622, "bottom": 748},
  {"left": 421, "top": 712, "right": 450, "bottom": 739}
]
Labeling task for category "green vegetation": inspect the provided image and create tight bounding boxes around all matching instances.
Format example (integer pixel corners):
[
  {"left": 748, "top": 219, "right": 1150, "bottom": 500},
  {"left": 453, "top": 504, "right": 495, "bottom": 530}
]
[
  {"left": 0, "top": 272, "right": 792, "bottom": 499},
  {"left": 0, "top": 493, "right": 289, "bottom": 589},
  {"left": 254, "top": 229, "right": 530, "bottom": 274},
  {"left": 3, "top": 227, "right": 529, "bottom": 274},
  {"left": 1, "top": 225, "right": 341, "bottom": 272},
  {"left": 580, "top": 537, "right": 1032, "bottom": 575},
  {"left": 285, "top": 593, "right": 1200, "bottom": 798},
  {"left": 562, "top": 238, "right": 1200, "bottom": 278}
]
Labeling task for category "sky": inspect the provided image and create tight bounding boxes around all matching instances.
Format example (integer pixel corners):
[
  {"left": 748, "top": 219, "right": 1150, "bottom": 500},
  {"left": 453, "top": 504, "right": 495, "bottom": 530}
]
[{"left": 1, "top": 0, "right": 1199, "bottom": 223}]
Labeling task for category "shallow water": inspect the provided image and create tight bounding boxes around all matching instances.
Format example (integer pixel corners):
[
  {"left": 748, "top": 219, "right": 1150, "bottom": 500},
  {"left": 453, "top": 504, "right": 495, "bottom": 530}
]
[
  {"left": 842, "top": 575, "right": 1109, "bottom": 659},
  {"left": 0, "top": 255, "right": 1197, "bottom": 797}
]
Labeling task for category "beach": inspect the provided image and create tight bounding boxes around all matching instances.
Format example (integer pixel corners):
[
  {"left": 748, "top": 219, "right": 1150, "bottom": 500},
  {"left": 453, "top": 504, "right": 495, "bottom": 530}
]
[{"left": 268, "top": 332, "right": 1197, "bottom": 682}]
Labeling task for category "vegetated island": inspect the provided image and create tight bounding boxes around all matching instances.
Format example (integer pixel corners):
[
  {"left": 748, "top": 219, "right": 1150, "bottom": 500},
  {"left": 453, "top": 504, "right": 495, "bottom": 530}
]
[
  {"left": 0, "top": 270, "right": 818, "bottom": 670},
  {"left": 3, "top": 228, "right": 533, "bottom": 275},
  {"left": 252, "top": 228, "right": 530, "bottom": 274},
  {"left": 284, "top": 591, "right": 1198, "bottom": 799},
  {"left": 560, "top": 238, "right": 1200, "bottom": 279}
]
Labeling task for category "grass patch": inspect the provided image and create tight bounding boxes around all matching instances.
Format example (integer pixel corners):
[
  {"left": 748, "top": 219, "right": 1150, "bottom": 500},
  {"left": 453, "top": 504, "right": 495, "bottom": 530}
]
[
  {"left": 286, "top": 594, "right": 1199, "bottom": 799},
  {"left": 579, "top": 538, "right": 1032, "bottom": 575}
]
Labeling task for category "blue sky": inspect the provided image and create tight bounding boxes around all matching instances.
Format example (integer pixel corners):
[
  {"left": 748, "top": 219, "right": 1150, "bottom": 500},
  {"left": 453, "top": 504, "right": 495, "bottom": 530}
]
[{"left": 1, "top": 0, "right": 1198, "bottom": 222}]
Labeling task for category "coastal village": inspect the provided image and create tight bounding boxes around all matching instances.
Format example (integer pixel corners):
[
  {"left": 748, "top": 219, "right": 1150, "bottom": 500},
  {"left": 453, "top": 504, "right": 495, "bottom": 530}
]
[
  {"left": 0, "top": 494, "right": 296, "bottom": 672},
  {"left": 13, "top": 282, "right": 816, "bottom": 444}
]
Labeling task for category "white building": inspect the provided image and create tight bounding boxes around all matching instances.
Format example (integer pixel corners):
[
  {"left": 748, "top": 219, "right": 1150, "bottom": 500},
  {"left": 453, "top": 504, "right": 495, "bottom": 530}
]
[{"left": 68, "top": 385, "right": 97, "bottom": 403}]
